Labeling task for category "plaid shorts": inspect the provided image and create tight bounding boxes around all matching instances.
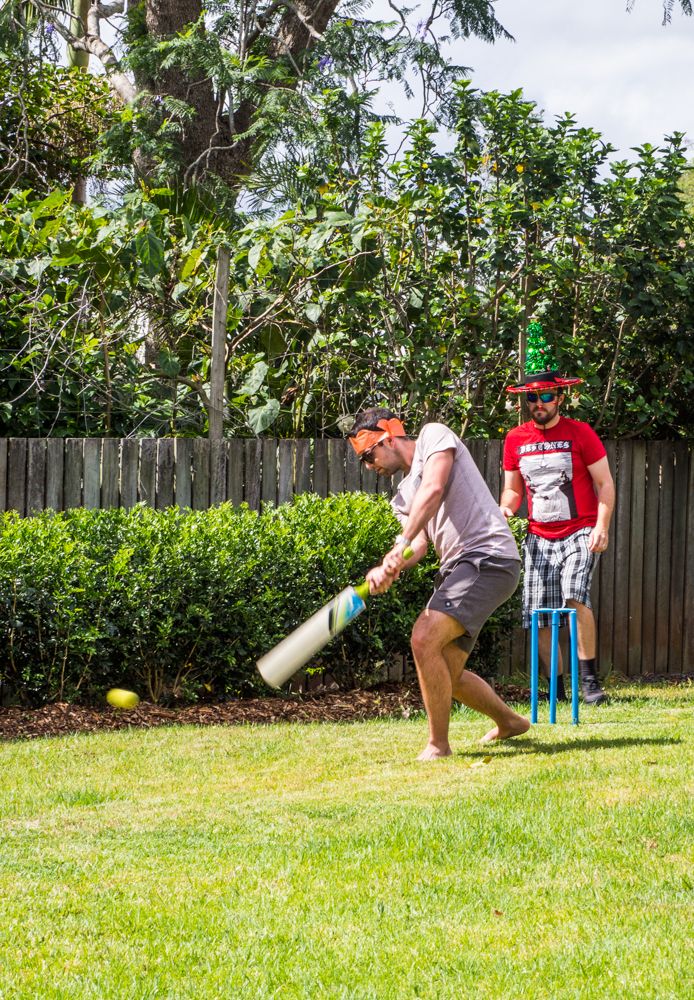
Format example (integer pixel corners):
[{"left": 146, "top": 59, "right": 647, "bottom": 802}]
[{"left": 522, "top": 527, "right": 598, "bottom": 628}]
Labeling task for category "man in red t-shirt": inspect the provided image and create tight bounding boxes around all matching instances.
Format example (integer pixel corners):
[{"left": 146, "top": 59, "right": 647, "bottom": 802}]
[{"left": 500, "top": 349, "right": 615, "bottom": 705}]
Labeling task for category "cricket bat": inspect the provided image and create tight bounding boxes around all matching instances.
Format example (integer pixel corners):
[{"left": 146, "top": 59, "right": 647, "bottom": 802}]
[{"left": 256, "top": 549, "right": 413, "bottom": 689}]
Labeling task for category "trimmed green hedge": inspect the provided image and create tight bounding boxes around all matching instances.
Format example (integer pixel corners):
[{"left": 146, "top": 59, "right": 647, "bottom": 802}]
[{"left": 0, "top": 495, "right": 524, "bottom": 705}]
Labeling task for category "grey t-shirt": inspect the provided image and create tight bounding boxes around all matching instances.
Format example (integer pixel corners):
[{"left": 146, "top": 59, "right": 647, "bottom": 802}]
[{"left": 391, "top": 423, "right": 520, "bottom": 571}]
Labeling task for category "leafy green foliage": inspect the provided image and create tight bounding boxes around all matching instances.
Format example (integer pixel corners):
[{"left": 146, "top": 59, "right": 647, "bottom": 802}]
[
  {"left": 2, "top": 0, "right": 513, "bottom": 197},
  {"left": 0, "top": 496, "right": 524, "bottom": 705},
  {"left": 225, "top": 90, "right": 694, "bottom": 439},
  {"left": 0, "top": 56, "right": 116, "bottom": 196},
  {"left": 679, "top": 158, "right": 694, "bottom": 214},
  {"left": 2, "top": 86, "right": 693, "bottom": 439},
  {"left": 0, "top": 186, "right": 225, "bottom": 435}
]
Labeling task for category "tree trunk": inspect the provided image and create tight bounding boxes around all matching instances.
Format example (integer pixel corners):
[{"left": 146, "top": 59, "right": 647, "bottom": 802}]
[
  {"left": 139, "top": 1, "right": 227, "bottom": 182},
  {"left": 138, "top": 0, "right": 341, "bottom": 189},
  {"left": 67, "top": 0, "right": 90, "bottom": 69},
  {"left": 68, "top": 0, "right": 91, "bottom": 204}
]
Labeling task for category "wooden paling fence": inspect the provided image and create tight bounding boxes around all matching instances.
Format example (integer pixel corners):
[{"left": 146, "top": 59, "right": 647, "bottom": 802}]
[{"left": 0, "top": 437, "right": 692, "bottom": 679}]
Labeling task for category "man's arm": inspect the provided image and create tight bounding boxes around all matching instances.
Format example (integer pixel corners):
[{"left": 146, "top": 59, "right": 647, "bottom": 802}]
[
  {"left": 365, "top": 531, "right": 428, "bottom": 594},
  {"left": 586, "top": 455, "right": 615, "bottom": 553},
  {"left": 500, "top": 469, "right": 525, "bottom": 519},
  {"left": 366, "top": 449, "right": 454, "bottom": 592},
  {"left": 396, "top": 449, "right": 454, "bottom": 545}
]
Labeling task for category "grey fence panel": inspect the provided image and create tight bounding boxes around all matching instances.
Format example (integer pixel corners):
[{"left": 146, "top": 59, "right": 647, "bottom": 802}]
[
  {"left": 244, "top": 439, "right": 261, "bottom": 510},
  {"left": 345, "top": 441, "right": 361, "bottom": 492},
  {"left": 328, "top": 439, "right": 345, "bottom": 494},
  {"left": 45, "top": 439, "right": 64, "bottom": 510},
  {"left": 684, "top": 452, "right": 694, "bottom": 676},
  {"left": 261, "top": 439, "right": 277, "bottom": 506},
  {"left": 120, "top": 439, "right": 138, "bottom": 509},
  {"left": 313, "top": 439, "right": 329, "bottom": 496},
  {"left": 641, "top": 443, "right": 661, "bottom": 674},
  {"left": 63, "top": 439, "right": 82, "bottom": 508},
  {"left": 627, "top": 442, "right": 646, "bottom": 677},
  {"left": 210, "top": 440, "right": 227, "bottom": 507},
  {"left": 192, "top": 438, "right": 210, "bottom": 510},
  {"left": 101, "top": 439, "right": 120, "bottom": 509},
  {"left": 668, "top": 443, "right": 689, "bottom": 675},
  {"left": 612, "top": 441, "right": 632, "bottom": 675},
  {"left": 83, "top": 439, "right": 101, "bottom": 509},
  {"left": 174, "top": 439, "right": 192, "bottom": 509},
  {"left": 294, "top": 440, "right": 311, "bottom": 495},
  {"left": 484, "top": 440, "right": 502, "bottom": 499},
  {"left": 26, "top": 439, "right": 46, "bottom": 515},
  {"left": 597, "top": 441, "right": 617, "bottom": 675},
  {"left": 226, "top": 440, "right": 244, "bottom": 507},
  {"left": 7, "top": 438, "right": 27, "bottom": 515},
  {"left": 1, "top": 436, "right": 692, "bottom": 677},
  {"left": 278, "top": 440, "right": 293, "bottom": 505},
  {"left": 654, "top": 444, "right": 675, "bottom": 675},
  {"left": 157, "top": 439, "right": 175, "bottom": 510},
  {"left": 139, "top": 439, "right": 157, "bottom": 507}
]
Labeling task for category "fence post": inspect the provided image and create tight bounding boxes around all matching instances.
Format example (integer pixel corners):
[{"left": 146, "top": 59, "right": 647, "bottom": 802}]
[{"left": 209, "top": 246, "right": 230, "bottom": 441}]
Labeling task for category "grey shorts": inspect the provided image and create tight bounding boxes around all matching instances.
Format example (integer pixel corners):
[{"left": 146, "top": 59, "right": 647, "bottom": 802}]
[
  {"left": 428, "top": 552, "right": 521, "bottom": 653},
  {"left": 523, "top": 527, "right": 598, "bottom": 628}
]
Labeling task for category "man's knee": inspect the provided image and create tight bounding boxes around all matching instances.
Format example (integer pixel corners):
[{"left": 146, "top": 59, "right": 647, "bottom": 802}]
[
  {"left": 565, "top": 598, "right": 594, "bottom": 620},
  {"left": 410, "top": 613, "right": 454, "bottom": 659},
  {"left": 411, "top": 617, "right": 436, "bottom": 659}
]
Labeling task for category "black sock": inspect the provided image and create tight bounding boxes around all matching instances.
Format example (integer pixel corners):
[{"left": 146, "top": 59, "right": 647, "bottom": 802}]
[
  {"left": 556, "top": 674, "right": 566, "bottom": 701},
  {"left": 579, "top": 657, "right": 597, "bottom": 678}
]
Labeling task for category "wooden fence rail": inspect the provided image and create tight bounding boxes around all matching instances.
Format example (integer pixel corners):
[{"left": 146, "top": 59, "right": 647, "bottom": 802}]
[{"left": 1, "top": 437, "right": 692, "bottom": 679}]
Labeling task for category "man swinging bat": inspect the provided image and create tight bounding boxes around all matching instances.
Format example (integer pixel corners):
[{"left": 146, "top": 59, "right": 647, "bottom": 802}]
[{"left": 348, "top": 408, "right": 529, "bottom": 760}]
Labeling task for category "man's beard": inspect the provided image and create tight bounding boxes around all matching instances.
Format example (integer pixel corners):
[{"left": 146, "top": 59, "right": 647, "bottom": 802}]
[{"left": 531, "top": 408, "right": 558, "bottom": 426}]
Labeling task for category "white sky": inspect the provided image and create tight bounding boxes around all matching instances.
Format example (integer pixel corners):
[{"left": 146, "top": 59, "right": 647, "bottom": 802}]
[{"left": 373, "top": 0, "right": 693, "bottom": 156}]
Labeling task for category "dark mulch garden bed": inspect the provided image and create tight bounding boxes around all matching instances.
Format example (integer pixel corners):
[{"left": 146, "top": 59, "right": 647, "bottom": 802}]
[{"left": 0, "top": 681, "right": 533, "bottom": 742}]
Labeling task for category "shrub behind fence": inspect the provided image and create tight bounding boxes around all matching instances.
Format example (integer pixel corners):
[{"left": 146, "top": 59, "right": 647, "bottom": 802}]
[{"left": 1, "top": 437, "right": 692, "bottom": 679}]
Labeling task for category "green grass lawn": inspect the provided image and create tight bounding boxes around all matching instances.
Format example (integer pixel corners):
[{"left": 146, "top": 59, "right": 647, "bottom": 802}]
[{"left": 0, "top": 683, "right": 692, "bottom": 1000}]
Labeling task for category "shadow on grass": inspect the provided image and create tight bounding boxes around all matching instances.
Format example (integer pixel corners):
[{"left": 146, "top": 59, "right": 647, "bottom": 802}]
[
  {"left": 599, "top": 693, "right": 692, "bottom": 705},
  {"left": 462, "top": 734, "right": 683, "bottom": 758}
]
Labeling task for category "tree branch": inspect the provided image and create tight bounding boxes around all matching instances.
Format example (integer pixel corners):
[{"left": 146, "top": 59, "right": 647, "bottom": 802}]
[{"left": 32, "top": 0, "right": 137, "bottom": 104}]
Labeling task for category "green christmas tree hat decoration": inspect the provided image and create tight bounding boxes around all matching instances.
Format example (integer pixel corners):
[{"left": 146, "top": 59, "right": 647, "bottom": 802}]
[
  {"left": 525, "top": 321, "right": 558, "bottom": 375},
  {"left": 506, "top": 320, "right": 583, "bottom": 393}
]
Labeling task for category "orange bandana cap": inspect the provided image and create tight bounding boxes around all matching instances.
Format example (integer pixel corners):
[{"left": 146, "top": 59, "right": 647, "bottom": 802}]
[{"left": 348, "top": 418, "right": 407, "bottom": 456}]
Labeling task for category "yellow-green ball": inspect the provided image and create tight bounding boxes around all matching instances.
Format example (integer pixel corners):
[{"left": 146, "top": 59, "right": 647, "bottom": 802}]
[{"left": 106, "top": 688, "right": 140, "bottom": 710}]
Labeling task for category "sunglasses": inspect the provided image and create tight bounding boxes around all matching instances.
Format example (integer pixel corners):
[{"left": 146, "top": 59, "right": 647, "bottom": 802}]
[
  {"left": 359, "top": 439, "right": 389, "bottom": 464},
  {"left": 359, "top": 443, "right": 380, "bottom": 464},
  {"left": 526, "top": 391, "right": 559, "bottom": 404}
]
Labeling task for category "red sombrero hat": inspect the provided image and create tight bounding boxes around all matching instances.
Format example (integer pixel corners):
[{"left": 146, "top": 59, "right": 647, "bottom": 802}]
[{"left": 506, "top": 322, "right": 583, "bottom": 394}]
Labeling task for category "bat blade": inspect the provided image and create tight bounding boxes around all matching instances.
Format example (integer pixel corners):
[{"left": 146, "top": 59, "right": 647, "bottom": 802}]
[{"left": 257, "top": 585, "right": 367, "bottom": 689}]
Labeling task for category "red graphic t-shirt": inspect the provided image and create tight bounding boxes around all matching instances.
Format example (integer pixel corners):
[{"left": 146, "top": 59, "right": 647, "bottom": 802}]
[{"left": 503, "top": 417, "right": 606, "bottom": 539}]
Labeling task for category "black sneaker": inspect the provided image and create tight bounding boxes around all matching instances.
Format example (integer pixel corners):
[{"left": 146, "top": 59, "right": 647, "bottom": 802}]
[{"left": 580, "top": 673, "right": 607, "bottom": 706}]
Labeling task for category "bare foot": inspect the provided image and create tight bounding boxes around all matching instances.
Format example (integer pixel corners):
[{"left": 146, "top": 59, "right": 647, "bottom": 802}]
[
  {"left": 417, "top": 744, "right": 452, "bottom": 761},
  {"left": 479, "top": 714, "right": 530, "bottom": 745}
]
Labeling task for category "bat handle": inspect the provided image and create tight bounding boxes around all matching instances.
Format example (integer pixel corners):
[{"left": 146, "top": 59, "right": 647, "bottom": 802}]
[{"left": 355, "top": 546, "right": 415, "bottom": 601}]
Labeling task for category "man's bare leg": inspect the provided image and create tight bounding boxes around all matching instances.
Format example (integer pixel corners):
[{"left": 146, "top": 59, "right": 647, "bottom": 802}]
[
  {"left": 537, "top": 604, "right": 604, "bottom": 702},
  {"left": 410, "top": 610, "right": 529, "bottom": 759},
  {"left": 566, "top": 599, "right": 596, "bottom": 658},
  {"left": 536, "top": 603, "right": 597, "bottom": 668},
  {"left": 410, "top": 610, "right": 459, "bottom": 760},
  {"left": 443, "top": 643, "right": 530, "bottom": 744},
  {"left": 566, "top": 599, "right": 606, "bottom": 704},
  {"left": 537, "top": 627, "right": 564, "bottom": 676},
  {"left": 536, "top": 626, "right": 567, "bottom": 699}
]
